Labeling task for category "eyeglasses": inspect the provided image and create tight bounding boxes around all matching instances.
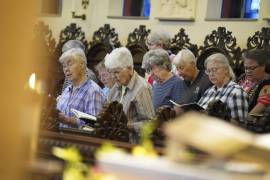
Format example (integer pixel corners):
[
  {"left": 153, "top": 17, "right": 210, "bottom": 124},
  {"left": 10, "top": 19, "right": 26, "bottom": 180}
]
[
  {"left": 205, "top": 67, "right": 222, "bottom": 75},
  {"left": 176, "top": 66, "right": 185, "bottom": 71},
  {"left": 244, "top": 65, "right": 260, "bottom": 71}
]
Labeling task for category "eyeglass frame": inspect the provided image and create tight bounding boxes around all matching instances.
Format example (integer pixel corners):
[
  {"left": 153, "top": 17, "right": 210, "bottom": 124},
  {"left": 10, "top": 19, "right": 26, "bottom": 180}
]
[{"left": 244, "top": 65, "right": 261, "bottom": 71}]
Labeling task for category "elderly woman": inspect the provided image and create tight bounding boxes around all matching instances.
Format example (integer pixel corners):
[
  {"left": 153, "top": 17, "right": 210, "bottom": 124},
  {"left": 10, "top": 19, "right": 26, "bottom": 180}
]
[
  {"left": 142, "top": 49, "right": 186, "bottom": 111},
  {"left": 198, "top": 53, "right": 249, "bottom": 122},
  {"left": 95, "top": 60, "right": 115, "bottom": 98},
  {"left": 61, "top": 40, "right": 98, "bottom": 91},
  {"left": 57, "top": 48, "right": 106, "bottom": 128},
  {"left": 173, "top": 49, "right": 212, "bottom": 103},
  {"left": 105, "top": 47, "right": 155, "bottom": 143},
  {"left": 147, "top": 30, "right": 171, "bottom": 51},
  {"left": 146, "top": 30, "right": 176, "bottom": 84},
  {"left": 238, "top": 49, "right": 270, "bottom": 113}
]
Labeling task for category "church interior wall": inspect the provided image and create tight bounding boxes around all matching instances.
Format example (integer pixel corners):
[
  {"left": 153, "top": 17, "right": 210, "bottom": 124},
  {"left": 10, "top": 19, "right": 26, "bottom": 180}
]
[{"left": 39, "top": 0, "right": 270, "bottom": 49}]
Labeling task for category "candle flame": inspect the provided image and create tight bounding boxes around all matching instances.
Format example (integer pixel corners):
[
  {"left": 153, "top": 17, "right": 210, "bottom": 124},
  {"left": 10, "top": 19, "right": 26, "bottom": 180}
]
[{"left": 29, "top": 73, "right": 36, "bottom": 90}]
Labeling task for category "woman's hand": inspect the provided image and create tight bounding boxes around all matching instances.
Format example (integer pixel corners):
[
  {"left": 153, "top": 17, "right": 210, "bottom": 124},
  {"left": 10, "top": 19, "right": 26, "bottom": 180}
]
[
  {"left": 58, "top": 112, "right": 78, "bottom": 126},
  {"left": 174, "top": 106, "right": 183, "bottom": 116}
]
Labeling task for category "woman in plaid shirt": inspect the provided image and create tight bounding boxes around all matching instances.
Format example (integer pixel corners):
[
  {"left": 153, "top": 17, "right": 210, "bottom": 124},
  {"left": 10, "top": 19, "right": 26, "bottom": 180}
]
[
  {"left": 57, "top": 48, "right": 106, "bottom": 128},
  {"left": 198, "top": 53, "right": 249, "bottom": 123}
]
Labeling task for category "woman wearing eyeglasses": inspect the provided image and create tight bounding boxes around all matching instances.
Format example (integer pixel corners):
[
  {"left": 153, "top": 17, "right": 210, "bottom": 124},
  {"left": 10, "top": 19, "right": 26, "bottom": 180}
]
[
  {"left": 198, "top": 53, "right": 249, "bottom": 123},
  {"left": 238, "top": 49, "right": 270, "bottom": 113}
]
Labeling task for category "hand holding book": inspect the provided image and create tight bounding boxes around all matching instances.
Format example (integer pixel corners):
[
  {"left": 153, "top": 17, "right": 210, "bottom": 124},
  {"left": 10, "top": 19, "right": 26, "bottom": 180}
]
[
  {"left": 58, "top": 112, "right": 78, "bottom": 126},
  {"left": 71, "top": 109, "right": 97, "bottom": 127},
  {"left": 169, "top": 100, "right": 205, "bottom": 111}
]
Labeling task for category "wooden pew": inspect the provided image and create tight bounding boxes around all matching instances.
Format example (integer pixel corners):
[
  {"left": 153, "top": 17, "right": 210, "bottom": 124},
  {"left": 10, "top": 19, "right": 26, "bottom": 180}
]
[
  {"left": 170, "top": 28, "right": 199, "bottom": 57},
  {"left": 126, "top": 25, "right": 150, "bottom": 77},
  {"left": 197, "top": 27, "right": 243, "bottom": 77}
]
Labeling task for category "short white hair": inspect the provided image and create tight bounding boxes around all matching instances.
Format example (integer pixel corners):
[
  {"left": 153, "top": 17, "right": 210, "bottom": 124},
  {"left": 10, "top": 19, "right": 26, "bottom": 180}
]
[
  {"left": 59, "top": 48, "right": 87, "bottom": 65},
  {"left": 173, "top": 49, "right": 196, "bottom": 66},
  {"left": 62, "top": 40, "right": 85, "bottom": 53},
  {"left": 147, "top": 30, "right": 171, "bottom": 49},
  {"left": 142, "top": 49, "right": 172, "bottom": 71},
  {"left": 104, "top": 47, "right": 133, "bottom": 69}
]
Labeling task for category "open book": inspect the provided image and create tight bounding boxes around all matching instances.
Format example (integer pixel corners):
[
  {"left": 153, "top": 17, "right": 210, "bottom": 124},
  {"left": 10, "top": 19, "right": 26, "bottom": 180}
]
[
  {"left": 71, "top": 108, "right": 97, "bottom": 122},
  {"left": 165, "top": 112, "right": 270, "bottom": 170},
  {"left": 169, "top": 100, "right": 205, "bottom": 111}
]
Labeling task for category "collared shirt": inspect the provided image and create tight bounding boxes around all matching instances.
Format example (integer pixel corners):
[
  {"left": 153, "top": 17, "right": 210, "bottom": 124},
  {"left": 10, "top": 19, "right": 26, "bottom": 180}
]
[
  {"left": 153, "top": 75, "right": 186, "bottom": 110},
  {"left": 198, "top": 81, "right": 249, "bottom": 122},
  {"left": 108, "top": 71, "right": 155, "bottom": 134},
  {"left": 62, "top": 67, "right": 98, "bottom": 92},
  {"left": 182, "top": 71, "right": 212, "bottom": 103},
  {"left": 57, "top": 79, "right": 106, "bottom": 128},
  {"left": 102, "top": 87, "right": 111, "bottom": 99}
]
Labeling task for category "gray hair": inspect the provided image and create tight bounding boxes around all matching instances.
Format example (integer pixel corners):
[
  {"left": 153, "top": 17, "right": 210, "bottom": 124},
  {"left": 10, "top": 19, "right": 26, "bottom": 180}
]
[
  {"left": 147, "top": 30, "right": 171, "bottom": 50},
  {"left": 95, "top": 60, "right": 106, "bottom": 71},
  {"left": 173, "top": 49, "right": 196, "bottom": 66},
  {"left": 142, "top": 49, "right": 172, "bottom": 72},
  {"left": 62, "top": 40, "right": 85, "bottom": 53},
  {"left": 205, "top": 53, "right": 235, "bottom": 80},
  {"left": 104, "top": 47, "right": 133, "bottom": 69},
  {"left": 59, "top": 48, "right": 87, "bottom": 65}
]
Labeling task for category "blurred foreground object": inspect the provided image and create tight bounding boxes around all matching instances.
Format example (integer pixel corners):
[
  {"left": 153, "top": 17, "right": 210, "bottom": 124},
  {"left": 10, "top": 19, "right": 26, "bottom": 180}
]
[
  {"left": 53, "top": 147, "right": 88, "bottom": 180},
  {"left": 0, "top": 0, "right": 41, "bottom": 179},
  {"left": 165, "top": 112, "right": 270, "bottom": 171},
  {"left": 97, "top": 151, "right": 268, "bottom": 180}
]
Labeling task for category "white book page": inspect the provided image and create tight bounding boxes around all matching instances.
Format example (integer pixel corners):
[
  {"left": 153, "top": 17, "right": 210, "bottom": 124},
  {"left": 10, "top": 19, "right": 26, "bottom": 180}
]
[{"left": 71, "top": 108, "right": 97, "bottom": 121}]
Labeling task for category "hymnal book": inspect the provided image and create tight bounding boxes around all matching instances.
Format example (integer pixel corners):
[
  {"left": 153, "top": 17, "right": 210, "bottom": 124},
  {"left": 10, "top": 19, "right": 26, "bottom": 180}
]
[
  {"left": 71, "top": 108, "right": 97, "bottom": 122},
  {"left": 169, "top": 100, "right": 205, "bottom": 111}
]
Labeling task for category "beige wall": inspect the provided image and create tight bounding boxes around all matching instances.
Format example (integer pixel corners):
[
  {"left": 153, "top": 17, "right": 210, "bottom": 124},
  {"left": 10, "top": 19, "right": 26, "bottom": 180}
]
[{"left": 40, "top": 0, "right": 270, "bottom": 49}]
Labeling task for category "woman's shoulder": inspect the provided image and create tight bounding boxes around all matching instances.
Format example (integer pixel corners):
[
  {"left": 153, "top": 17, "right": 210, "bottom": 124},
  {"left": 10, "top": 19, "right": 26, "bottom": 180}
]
[
  {"left": 228, "top": 81, "right": 248, "bottom": 96},
  {"left": 165, "top": 75, "right": 184, "bottom": 86},
  {"left": 85, "top": 79, "right": 103, "bottom": 93},
  {"left": 229, "top": 81, "right": 243, "bottom": 89}
]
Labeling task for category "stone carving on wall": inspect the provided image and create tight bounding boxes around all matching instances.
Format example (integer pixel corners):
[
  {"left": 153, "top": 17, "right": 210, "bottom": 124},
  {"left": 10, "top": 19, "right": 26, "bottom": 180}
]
[{"left": 158, "top": 0, "right": 196, "bottom": 19}]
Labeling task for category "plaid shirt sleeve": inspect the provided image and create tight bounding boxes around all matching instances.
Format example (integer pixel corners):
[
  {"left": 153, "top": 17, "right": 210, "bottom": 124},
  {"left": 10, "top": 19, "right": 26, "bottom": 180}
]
[{"left": 229, "top": 88, "right": 249, "bottom": 122}]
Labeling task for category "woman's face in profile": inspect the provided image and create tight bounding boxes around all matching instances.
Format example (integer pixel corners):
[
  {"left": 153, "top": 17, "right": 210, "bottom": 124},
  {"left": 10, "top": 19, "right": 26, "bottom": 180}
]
[
  {"left": 98, "top": 68, "right": 115, "bottom": 88},
  {"left": 110, "top": 67, "right": 132, "bottom": 86},
  {"left": 244, "top": 58, "right": 265, "bottom": 82}
]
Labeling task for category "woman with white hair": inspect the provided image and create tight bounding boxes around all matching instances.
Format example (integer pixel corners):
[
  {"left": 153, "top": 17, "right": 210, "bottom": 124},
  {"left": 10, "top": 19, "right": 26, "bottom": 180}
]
[
  {"left": 198, "top": 53, "right": 249, "bottom": 122},
  {"left": 173, "top": 49, "right": 212, "bottom": 103},
  {"left": 57, "top": 48, "right": 106, "bottom": 128},
  {"left": 146, "top": 30, "right": 171, "bottom": 51},
  {"left": 142, "top": 49, "right": 186, "bottom": 111},
  {"left": 105, "top": 47, "right": 155, "bottom": 143},
  {"left": 146, "top": 30, "right": 176, "bottom": 85},
  {"left": 95, "top": 60, "right": 115, "bottom": 98},
  {"left": 61, "top": 40, "right": 98, "bottom": 91}
]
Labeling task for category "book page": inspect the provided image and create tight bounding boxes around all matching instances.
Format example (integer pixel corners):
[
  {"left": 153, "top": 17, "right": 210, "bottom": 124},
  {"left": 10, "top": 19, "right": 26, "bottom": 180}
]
[
  {"left": 169, "top": 100, "right": 205, "bottom": 111},
  {"left": 71, "top": 108, "right": 97, "bottom": 121}
]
